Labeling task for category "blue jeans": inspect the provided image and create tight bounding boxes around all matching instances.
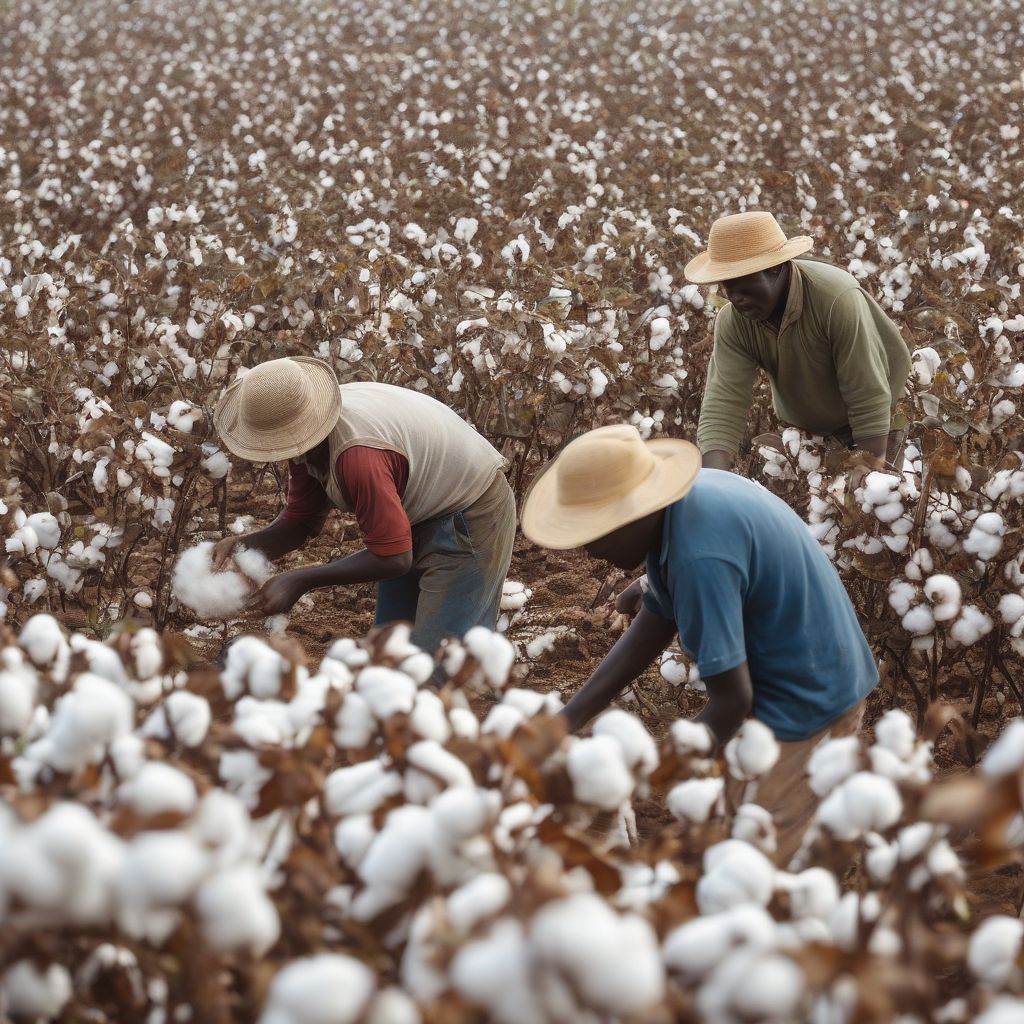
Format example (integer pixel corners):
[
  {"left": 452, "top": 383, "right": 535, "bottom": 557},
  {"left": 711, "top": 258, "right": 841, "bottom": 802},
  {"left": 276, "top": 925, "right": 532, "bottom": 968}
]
[{"left": 374, "top": 472, "right": 516, "bottom": 655}]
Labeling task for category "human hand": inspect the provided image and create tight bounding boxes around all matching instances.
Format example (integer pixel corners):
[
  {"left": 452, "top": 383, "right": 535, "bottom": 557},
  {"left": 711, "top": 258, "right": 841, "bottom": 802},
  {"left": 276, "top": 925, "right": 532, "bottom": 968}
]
[
  {"left": 250, "top": 571, "right": 307, "bottom": 615},
  {"left": 212, "top": 534, "right": 243, "bottom": 571},
  {"left": 614, "top": 575, "right": 647, "bottom": 618}
]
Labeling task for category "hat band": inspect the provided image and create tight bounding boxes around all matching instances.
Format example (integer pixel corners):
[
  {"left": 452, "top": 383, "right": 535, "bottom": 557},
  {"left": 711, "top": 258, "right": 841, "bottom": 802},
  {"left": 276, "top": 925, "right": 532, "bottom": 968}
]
[{"left": 710, "top": 235, "right": 791, "bottom": 263}]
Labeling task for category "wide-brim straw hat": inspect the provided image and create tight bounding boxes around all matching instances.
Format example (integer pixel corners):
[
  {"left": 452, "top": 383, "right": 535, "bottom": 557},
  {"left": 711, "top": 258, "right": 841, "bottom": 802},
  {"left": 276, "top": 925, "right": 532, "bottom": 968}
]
[
  {"left": 684, "top": 211, "right": 813, "bottom": 284},
  {"left": 521, "top": 424, "right": 701, "bottom": 550},
  {"left": 213, "top": 356, "right": 342, "bottom": 462}
]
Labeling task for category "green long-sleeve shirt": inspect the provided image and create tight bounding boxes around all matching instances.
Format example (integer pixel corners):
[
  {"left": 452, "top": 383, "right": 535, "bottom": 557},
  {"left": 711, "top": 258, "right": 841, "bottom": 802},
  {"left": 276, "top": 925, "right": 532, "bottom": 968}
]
[{"left": 696, "top": 259, "right": 912, "bottom": 456}]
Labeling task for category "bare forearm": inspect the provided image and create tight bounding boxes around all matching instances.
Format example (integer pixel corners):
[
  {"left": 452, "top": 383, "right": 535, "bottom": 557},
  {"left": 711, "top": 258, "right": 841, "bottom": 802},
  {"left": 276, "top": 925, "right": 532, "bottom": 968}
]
[
  {"left": 242, "top": 518, "right": 316, "bottom": 560},
  {"left": 692, "top": 662, "right": 754, "bottom": 748},
  {"left": 297, "top": 547, "right": 412, "bottom": 591},
  {"left": 701, "top": 449, "right": 734, "bottom": 471},
  {"left": 561, "top": 607, "right": 678, "bottom": 732}
]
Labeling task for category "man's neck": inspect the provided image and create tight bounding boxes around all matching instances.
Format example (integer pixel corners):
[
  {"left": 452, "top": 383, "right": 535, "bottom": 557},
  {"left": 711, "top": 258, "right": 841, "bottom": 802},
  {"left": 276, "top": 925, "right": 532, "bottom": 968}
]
[{"left": 766, "top": 263, "right": 792, "bottom": 331}]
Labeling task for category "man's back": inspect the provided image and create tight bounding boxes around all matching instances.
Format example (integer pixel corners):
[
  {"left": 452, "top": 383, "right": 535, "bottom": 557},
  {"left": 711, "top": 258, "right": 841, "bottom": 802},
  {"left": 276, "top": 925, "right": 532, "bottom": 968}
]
[{"left": 644, "top": 469, "right": 878, "bottom": 740}]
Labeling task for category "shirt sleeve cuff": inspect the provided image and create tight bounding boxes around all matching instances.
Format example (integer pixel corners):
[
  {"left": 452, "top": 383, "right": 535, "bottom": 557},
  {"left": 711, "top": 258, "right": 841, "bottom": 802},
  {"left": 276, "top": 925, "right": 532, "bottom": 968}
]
[
  {"left": 642, "top": 591, "right": 673, "bottom": 621},
  {"left": 366, "top": 537, "right": 414, "bottom": 558}
]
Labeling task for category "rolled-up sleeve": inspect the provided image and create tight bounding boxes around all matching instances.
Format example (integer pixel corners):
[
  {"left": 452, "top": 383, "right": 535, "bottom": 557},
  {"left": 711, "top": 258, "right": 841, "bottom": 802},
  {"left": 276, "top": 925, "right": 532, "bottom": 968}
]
[
  {"left": 280, "top": 461, "right": 331, "bottom": 536},
  {"left": 697, "top": 307, "right": 759, "bottom": 457},
  {"left": 828, "top": 288, "right": 897, "bottom": 442}
]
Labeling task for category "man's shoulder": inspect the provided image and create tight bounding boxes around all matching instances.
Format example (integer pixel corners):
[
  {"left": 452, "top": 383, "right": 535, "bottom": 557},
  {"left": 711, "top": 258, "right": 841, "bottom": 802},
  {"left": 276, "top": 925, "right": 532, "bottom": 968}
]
[{"left": 795, "top": 258, "right": 862, "bottom": 300}]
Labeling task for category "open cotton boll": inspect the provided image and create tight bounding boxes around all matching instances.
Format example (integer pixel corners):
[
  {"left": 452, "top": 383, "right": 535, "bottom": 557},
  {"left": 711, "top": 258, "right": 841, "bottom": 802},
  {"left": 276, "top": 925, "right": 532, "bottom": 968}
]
[
  {"left": 462, "top": 627, "right": 515, "bottom": 691},
  {"left": 567, "top": 735, "right": 634, "bottom": 810},
  {"left": 592, "top": 709, "right": 659, "bottom": 775},
  {"left": 258, "top": 954, "right": 375, "bottom": 1024},
  {"left": 732, "top": 804, "right": 778, "bottom": 856},
  {"left": 232, "top": 546, "right": 274, "bottom": 586},
  {"left": 0, "top": 661, "right": 38, "bottom": 735},
  {"left": 1, "top": 960, "right": 73, "bottom": 1021},
  {"left": 923, "top": 574, "right": 962, "bottom": 621},
  {"left": 981, "top": 719, "right": 1024, "bottom": 778},
  {"left": 968, "top": 915, "right": 1024, "bottom": 987},
  {"left": 118, "top": 762, "right": 198, "bottom": 817},
  {"left": 902, "top": 604, "right": 935, "bottom": 635},
  {"left": 950, "top": 605, "right": 994, "bottom": 646},
  {"left": 356, "top": 666, "right": 417, "bottom": 719},
  {"left": 976, "top": 998, "right": 1024, "bottom": 1024},
  {"left": 25, "top": 512, "right": 61, "bottom": 550},
  {"left": 807, "top": 736, "right": 862, "bottom": 796},
  {"left": 816, "top": 771, "right": 903, "bottom": 841},
  {"left": 407, "top": 740, "right": 474, "bottom": 792},
  {"left": 874, "top": 709, "right": 916, "bottom": 760},
  {"left": 530, "top": 893, "right": 666, "bottom": 1017},
  {"left": 998, "top": 593, "right": 1024, "bottom": 628},
  {"left": 888, "top": 579, "right": 917, "bottom": 616},
  {"left": 333, "top": 692, "right": 376, "bottom": 748},
  {"left": 18, "top": 614, "right": 68, "bottom": 671},
  {"left": 777, "top": 868, "right": 839, "bottom": 919},
  {"left": 172, "top": 542, "right": 256, "bottom": 619},
  {"left": 196, "top": 864, "right": 280, "bottom": 955},
  {"left": 725, "top": 719, "right": 780, "bottom": 781},
  {"left": 221, "top": 636, "right": 287, "bottom": 700},
  {"left": 663, "top": 905, "right": 777, "bottom": 981},
  {"left": 140, "top": 691, "right": 211, "bottom": 748},
  {"left": 450, "top": 919, "right": 543, "bottom": 1024},
  {"left": 446, "top": 872, "right": 512, "bottom": 932},
  {"left": 667, "top": 777, "right": 724, "bottom": 823},
  {"left": 670, "top": 718, "right": 714, "bottom": 754},
  {"left": 700, "top": 950, "right": 806, "bottom": 1024},
  {"left": 410, "top": 689, "right": 451, "bottom": 743},
  {"left": 697, "top": 840, "right": 777, "bottom": 913},
  {"left": 334, "top": 815, "right": 377, "bottom": 870},
  {"left": 166, "top": 399, "right": 201, "bottom": 433},
  {"left": 962, "top": 512, "right": 1005, "bottom": 561},
  {"left": 366, "top": 989, "right": 421, "bottom": 1024}
]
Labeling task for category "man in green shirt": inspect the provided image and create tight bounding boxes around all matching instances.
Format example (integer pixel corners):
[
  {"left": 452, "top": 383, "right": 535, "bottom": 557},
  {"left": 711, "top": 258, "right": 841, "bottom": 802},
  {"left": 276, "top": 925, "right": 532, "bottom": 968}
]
[{"left": 688, "top": 211, "right": 911, "bottom": 471}]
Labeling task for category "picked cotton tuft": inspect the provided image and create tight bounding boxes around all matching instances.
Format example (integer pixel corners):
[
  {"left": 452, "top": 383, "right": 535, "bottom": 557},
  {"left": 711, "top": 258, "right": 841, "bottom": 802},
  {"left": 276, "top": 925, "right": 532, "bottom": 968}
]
[
  {"left": 172, "top": 542, "right": 273, "bottom": 619},
  {"left": 725, "top": 719, "right": 780, "bottom": 780}
]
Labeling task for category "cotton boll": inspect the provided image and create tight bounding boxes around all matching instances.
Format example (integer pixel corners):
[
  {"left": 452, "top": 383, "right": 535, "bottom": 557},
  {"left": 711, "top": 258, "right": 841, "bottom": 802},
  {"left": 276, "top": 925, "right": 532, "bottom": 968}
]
[
  {"left": 567, "top": 735, "right": 634, "bottom": 809},
  {"left": 649, "top": 317, "right": 672, "bottom": 350},
  {"left": 366, "top": 988, "right": 421, "bottom": 1024},
  {"left": 449, "top": 706, "right": 479, "bottom": 741},
  {"left": 462, "top": 627, "right": 515, "bottom": 690},
  {"left": 333, "top": 692, "right": 376, "bottom": 748},
  {"left": 0, "top": 662, "right": 38, "bottom": 735},
  {"left": 670, "top": 718, "right": 714, "bottom": 754},
  {"left": 888, "top": 580, "right": 917, "bottom": 616},
  {"left": 777, "top": 867, "right": 839, "bottom": 919},
  {"left": 981, "top": 719, "right": 1024, "bottom": 777},
  {"left": 334, "top": 815, "right": 377, "bottom": 870},
  {"left": 962, "top": 513, "right": 1005, "bottom": 561},
  {"left": 874, "top": 709, "right": 916, "bottom": 759},
  {"left": 406, "top": 740, "right": 474, "bottom": 795},
  {"left": 950, "top": 605, "right": 994, "bottom": 646},
  {"left": 196, "top": 864, "right": 280, "bottom": 955},
  {"left": 816, "top": 772, "right": 903, "bottom": 840},
  {"left": 865, "top": 834, "right": 899, "bottom": 884},
  {"left": 410, "top": 689, "right": 451, "bottom": 743},
  {"left": 1, "top": 961, "right": 72, "bottom": 1021},
  {"left": 725, "top": 719, "right": 780, "bottom": 780},
  {"left": 450, "top": 919, "right": 542, "bottom": 1024},
  {"left": 529, "top": 893, "right": 666, "bottom": 1017},
  {"left": 118, "top": 762, "right": 198, "bottom": 817},
  {"left": 233, "top": 546, "right": 274, "bottom": 585},
  {"left": 592, "top": 709, "right": 659, "bottom": 775},
  {"left": 25, "top": 512, "right": 61, "bottom": 550},
  {"left": 976, "top": 998, "right": 1024, "bottom": 1024},
  {"left": 998, "top": 593, "right": 1024, "bottom": 627},
  {"left": 357, "top": 666, "right": 417, "bottom": 719},
  {"left": 667, "top": 777, "right": 724, "bottom": 823},
  {"left": 258, "top": 954, "right": 375, "bottom": 1024},
  {"left": 968, "top": 915, "right": 1024, "bottom": 987},
  {"left": 141, "top": 691, "right": 212, "bottom": 748},
  {"left": 807, "top": 736, "right": 862, "bottom": 796},
  {"left": 446, "top": 872, "right": 512, "bottom": 931},
  {"left": 732, "top": 803, "right": 778, "bottom": 856},
  {"left": 924, "top": 574, "right": 962, "bottom": 621},
  {"left": 697, "top": 840, "right": 777, "bottom": 913},
  {"left": 663, "top": 905, "right": 776, "bottom": 981},
  {"left": 701, "top": 951, "right": 805, "bottom": 1023},
  {"left": 355, "top": 806, "right": 433, "bottom": 915},
  {"left": 902, "top": 604, "right": 935, "bottom": 635},
  {"left": 18, "top": 614, "right": 67, "bottom": 671}
]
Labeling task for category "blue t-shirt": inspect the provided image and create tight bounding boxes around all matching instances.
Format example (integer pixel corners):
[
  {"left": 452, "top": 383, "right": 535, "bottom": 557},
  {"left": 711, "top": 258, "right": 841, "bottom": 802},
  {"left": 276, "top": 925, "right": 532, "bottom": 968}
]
[{"left": 643, "top": 470, "right": 877, "bottom": 741}]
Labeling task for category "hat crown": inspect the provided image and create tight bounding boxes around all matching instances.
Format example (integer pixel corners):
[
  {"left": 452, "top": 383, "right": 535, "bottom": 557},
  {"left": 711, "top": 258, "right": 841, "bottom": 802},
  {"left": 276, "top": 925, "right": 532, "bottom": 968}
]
[
  {"left": 707, "top": 212, "right": 788, "bottom": 265},
  {"left": 556, "top": 425, "right": 655, "bottom": 507},
  {"left": 239, "top": 359, "right": 310, "bottom": 430}
]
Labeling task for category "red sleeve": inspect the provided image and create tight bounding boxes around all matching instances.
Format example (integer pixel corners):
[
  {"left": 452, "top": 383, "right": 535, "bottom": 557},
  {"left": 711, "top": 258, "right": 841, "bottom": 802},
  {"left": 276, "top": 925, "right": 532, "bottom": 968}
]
[
  {"left": 279, "top": 460, "right": 331, "bottom": 536},
  {"left": 336, "top": 447, "right": 412, "bottom": 556}
]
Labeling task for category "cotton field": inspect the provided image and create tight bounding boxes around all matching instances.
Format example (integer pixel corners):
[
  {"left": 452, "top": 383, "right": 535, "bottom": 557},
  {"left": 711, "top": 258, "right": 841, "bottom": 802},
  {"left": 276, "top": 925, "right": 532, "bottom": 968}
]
[{"left": 2, "top": 0, "right": 1024, "bottom": 1019}]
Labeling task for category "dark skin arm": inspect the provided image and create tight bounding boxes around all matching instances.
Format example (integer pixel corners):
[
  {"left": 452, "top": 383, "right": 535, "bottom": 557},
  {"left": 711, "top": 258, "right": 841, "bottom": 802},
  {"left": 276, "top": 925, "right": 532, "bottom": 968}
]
[
  {"left": 693, "top": 661, "right": 754, "bottom": 749},
  {"left": 252, "top": 547, "right": 413, "bottom": 615}
]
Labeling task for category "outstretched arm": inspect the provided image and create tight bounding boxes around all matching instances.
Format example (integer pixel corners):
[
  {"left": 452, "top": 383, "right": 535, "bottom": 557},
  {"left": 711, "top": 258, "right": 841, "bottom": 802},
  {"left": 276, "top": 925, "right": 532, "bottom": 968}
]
[{"left": 561, "top": 606, "right": 679, "bottom": 732}]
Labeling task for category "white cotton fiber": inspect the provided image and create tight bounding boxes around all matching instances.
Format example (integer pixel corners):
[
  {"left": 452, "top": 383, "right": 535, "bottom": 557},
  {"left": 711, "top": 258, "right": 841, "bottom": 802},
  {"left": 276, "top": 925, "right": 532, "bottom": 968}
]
[
  {"left": 567, "top": 735, "right": 634, "bottom": 810},
  {"left": 172, "top": 541, "right": 273, "bottom": 619},
  {"left": 1, "top": 961, "right": 72, "bottom": 1021},
  {"left": 196, "top": 865, "right": 281, "bottom": 954},
  {"left": 667, "top": 777, "right": 724, "bottom": 823},
  {"left": 968, "top": 915, "right": 1024, "bottom": 987},
  {"left": 592, "top": 709, "right": 659, "bottom": 775},
  {"left": 725, "top": 719, "right": 780, "bottom": 780},
  {"left": 259, "top": 954, "right": 376, "bottom": 1024}
]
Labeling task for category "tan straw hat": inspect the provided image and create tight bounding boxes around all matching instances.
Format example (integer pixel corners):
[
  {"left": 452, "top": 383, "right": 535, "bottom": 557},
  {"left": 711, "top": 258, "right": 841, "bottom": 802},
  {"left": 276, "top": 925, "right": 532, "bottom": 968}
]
[
  {"left": 213, "top": 356, "right": 342, "bottom": 462},
  {"left": 521, "top": 424, "right": 701, "bottom": 550},
  {"left": 684, "top": 212, "right": 813, "bottom": 284}
]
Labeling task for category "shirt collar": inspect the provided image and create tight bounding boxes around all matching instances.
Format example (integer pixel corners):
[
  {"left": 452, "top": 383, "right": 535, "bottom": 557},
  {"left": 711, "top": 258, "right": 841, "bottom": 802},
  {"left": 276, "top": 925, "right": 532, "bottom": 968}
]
[{"left": 777, "top": 261, "right": 805, "bottom": 332}]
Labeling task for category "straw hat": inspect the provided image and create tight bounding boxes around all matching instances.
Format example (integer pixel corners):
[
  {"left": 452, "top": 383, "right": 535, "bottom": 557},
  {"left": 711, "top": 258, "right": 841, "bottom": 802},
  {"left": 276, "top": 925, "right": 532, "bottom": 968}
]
[
  {"left": 521, "top": 424, "right": 701, "bottom": 550},
  {"left": 213, "top": 356, "right": 342, "bottom": 462},
  {"left": 684, "top": 212, "right": 813, "bottom": 284}
]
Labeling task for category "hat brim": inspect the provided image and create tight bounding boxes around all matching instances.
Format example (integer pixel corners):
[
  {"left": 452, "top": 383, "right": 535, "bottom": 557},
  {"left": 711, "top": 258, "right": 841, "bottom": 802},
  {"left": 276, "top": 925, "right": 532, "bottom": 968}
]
[
  {"left": 213, "top": 356, "right": 342, "bottom": 462},
  {"left": 684, "top": 237, "right": 813, "bottom": 284},
  {"left": 521, "top": 438, "right": 702, "bottom": 550}
]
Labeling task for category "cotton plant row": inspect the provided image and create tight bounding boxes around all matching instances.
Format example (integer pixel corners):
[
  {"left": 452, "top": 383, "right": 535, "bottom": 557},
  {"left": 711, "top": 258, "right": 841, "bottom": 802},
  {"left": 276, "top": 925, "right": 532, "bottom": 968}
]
[{"left": 3, "top": 615, "right": 1024, "bottom": 1022}]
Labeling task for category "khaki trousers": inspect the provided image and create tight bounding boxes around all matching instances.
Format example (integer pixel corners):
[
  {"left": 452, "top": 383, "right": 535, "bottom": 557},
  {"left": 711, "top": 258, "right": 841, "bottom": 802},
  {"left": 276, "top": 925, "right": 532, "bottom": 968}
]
[{"left": 726, "top": 701, "right": 865, "bottom": 868}]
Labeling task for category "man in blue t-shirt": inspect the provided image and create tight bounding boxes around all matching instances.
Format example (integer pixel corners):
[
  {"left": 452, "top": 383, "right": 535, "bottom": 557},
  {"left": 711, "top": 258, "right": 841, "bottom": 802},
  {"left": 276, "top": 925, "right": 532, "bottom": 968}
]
[{"left": 521, "top": 424, "right": 878, "bottom": 863}]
